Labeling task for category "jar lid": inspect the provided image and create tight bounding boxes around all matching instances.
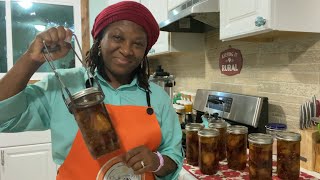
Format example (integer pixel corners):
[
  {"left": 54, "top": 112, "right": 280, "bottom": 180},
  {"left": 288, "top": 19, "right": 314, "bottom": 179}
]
[
  {"left": 66, "top": 87, "right": 104, "bottom": 108},
  {"left": 185, "top": 123, "right": 205, "bottom": 131},
  {"left": 184, "top": 101, "right": 192, "bottom": 105},
  {"left": 265, "top": 123, "right": 287, "bottom": 130},
  {"left": 176, "top": 100, "right": 183, "bottom": 104},
  {"left": 208, "top": 120, "right": 227, "bottom": 128},
  {"left": 276, "top": 131, "right": 301, "bottom": 142},
  {"left": 227, "top": 125, "right": 248, "bottom": 134},
  {"left": 173, "top": 104, "right": 185, "bottom": 110},
  {"left": 198, "top": 128, "right": 219, "bottom": 137},
  {"left": 248, "top": 133, "right": 273, "bottom": 144}
]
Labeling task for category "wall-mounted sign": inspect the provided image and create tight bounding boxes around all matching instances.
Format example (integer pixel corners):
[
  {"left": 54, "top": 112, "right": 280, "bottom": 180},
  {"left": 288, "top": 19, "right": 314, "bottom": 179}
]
[{"left": 219, "top": 47, "right": 243, "bottom": 76}]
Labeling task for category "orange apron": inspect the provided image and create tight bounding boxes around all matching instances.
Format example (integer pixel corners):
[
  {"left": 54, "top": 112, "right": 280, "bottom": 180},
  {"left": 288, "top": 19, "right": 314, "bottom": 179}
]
[{"left": 56, "top": 100, "right": 162, "bottom": 180}]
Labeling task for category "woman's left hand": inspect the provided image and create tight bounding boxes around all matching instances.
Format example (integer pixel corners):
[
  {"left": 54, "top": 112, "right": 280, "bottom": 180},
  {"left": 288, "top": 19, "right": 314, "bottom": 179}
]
[{"left": 123, "top": 145, "right": 159, "bottom": 174}]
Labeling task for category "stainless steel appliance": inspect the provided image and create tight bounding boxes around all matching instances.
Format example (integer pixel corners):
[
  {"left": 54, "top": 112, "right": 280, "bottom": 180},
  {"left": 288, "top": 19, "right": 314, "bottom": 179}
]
[
  {"left": 149, "top": 66, "right": 175, "bottom": 100},
  {"left": 159, "top": 0, "right": 220, "bottom": 33},
  {"left": 193, "top": 89, "right": 269, "bottom": 133}
]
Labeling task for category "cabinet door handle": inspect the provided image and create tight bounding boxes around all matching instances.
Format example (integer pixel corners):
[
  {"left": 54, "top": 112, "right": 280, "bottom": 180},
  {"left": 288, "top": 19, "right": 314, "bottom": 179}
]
[
  {"left": 1, "top": 150, "right": 4, "bottom": 166},
  {"left": 255, "top": 16, "right": 266, "bottom": 27}
]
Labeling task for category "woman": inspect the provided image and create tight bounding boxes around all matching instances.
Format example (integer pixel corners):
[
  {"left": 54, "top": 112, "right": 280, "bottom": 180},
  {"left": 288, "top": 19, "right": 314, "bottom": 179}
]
[{"left": 0, "top": 1, "right": 183, "bottom": 179}]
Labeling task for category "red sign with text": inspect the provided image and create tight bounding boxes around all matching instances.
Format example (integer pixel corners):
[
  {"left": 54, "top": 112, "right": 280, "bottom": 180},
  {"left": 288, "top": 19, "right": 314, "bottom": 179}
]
[{"left": 219, "top": 48, "right": 243, "bottom": 76}]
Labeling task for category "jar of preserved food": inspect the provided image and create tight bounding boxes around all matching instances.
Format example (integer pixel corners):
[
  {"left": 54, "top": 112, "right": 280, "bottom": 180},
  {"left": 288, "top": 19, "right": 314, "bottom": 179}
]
[
  {"left": 265, "top": 123, "right": 287, "bottom": 154},
  {"left": 208, "top": 120, "right": 227, "bottom": 161},
  {"left": 173, "top": 104, "right": 185, "bottom": 124},
  {"left": 67, "top": 87, "right": 120, "bottom": 159},
  {"left": 226, "top": 125, "right": 248, "bottom": 170},
  {"left": 198, "top": 128, "right": 220, "bottom": 175},
  {"left": 276, "top": 131, "right": 301, "bottom": 180},
  {"left": 248, "top": 133, "right": 273, "bottom": 179},
  {"left": 184, "top": 101, "right": 193, "bottom": 114},
  {"left": 185, "top": 123, "right": 205, "bottom": 165}
]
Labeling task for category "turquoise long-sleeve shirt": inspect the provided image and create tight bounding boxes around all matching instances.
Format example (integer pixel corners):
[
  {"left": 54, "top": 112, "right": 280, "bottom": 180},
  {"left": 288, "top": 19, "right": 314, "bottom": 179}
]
[{"left": 0, "top": 67, "right": 183, "bottom": 179}]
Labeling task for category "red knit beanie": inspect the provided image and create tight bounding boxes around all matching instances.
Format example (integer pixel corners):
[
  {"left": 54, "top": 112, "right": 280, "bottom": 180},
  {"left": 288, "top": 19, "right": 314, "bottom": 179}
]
[{"left": 91, "top": 1, "right": 160, "bottom": 53}]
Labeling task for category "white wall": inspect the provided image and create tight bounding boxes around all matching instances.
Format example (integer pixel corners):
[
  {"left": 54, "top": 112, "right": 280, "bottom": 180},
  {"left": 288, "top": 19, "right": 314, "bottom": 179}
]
[{"left": 89, "top": 0, "right": 108, "bottom": 45}]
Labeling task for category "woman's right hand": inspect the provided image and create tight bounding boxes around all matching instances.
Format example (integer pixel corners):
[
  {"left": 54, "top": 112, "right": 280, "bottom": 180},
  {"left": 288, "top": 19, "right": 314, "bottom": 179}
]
[{"left": 25, "top": 26, "right": 73, "bottom": 64}]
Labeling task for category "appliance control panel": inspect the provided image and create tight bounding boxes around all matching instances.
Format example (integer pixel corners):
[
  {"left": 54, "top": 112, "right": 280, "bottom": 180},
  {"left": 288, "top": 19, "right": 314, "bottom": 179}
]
[
  {"left": 207, "top": 95, "right": 233, "bottom": 113},
  {"left": 193, "top": 89, "right": 267, "bottom": 128}
]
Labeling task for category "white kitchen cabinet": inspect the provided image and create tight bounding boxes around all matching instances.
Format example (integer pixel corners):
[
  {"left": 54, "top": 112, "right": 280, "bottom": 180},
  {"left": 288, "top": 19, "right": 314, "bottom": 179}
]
[
  {"left": 167, "top": 0, "right": 186, "bottom": 11},
  {"left": 0, "top": 143, "right": 56, "bottom": 180},
  {"left": 142, "top": 0, "right": 204, "bottom": 56},
  {"left": 220, "top": 0, "right": 320, "bottom": 41},
  {"left": 0, "top": 131, "right": 56, "bottom": 180},
  {"left": 141, "top": 0, "right": 170, "bottom": 56},
  {"left": 107, "top": 0, "right": 140, "bottom": 6}
]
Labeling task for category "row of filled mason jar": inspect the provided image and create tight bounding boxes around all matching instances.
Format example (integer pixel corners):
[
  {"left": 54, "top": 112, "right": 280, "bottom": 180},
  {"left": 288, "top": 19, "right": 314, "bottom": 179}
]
[{"left": 185, "top": 120, "right": 301, "bottom": 180}]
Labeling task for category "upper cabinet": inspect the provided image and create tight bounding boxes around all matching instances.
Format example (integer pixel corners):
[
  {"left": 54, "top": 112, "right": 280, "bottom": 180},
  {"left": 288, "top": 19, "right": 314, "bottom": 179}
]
[
  {"left": 167, "top": 0, "right": 186, "bottom": 11},
  {"left": 142, "top": 0, "right": 204, "bottom": 56},
  {"left": 141, "top": 0, "right": 170, "bottom": 56},
  {"left": 220, "top": 0, "right": 320, "bottom": 41}
]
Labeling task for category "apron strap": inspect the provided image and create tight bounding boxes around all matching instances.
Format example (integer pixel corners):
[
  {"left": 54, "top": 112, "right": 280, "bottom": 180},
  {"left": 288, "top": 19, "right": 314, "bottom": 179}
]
[{"left": 146, "top": 91, "right": 154, "bottom": 115}]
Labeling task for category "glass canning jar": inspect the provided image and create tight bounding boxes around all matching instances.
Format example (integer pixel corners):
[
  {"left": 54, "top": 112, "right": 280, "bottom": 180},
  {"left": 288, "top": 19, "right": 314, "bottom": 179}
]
[
  {"left": 265, "top": 123, "right": 287, "bottom": 154},
  {"left": 276, "top": 131, "right": 301, "bottom": 180},
  {"left": 208, "top": 120, "right": 227, "bottom": 161},
  {"left": 198, "top": 128, "right": 220, "bottom": 175},
  {"left": 185, "top": 123, "right": 205, "bottom": 166},
  {"left": 67, "top": 87, "right": 120, "bottom": 159},
  {"left": 248, "top": 133, "right": 273, "bottom": 180},
  {"left": 226, "top": 125, "right": 248, "bottom": 170}
]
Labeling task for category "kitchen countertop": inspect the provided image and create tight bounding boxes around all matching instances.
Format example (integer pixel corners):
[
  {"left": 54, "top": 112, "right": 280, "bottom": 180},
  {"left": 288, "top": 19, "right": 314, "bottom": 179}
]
[{"left": 179, "top": 158, "right": 320, "bottom": 180}]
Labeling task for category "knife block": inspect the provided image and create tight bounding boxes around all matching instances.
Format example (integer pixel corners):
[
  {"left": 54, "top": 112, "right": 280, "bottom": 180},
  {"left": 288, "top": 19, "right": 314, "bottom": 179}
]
[
  {"left": 315, "top": 142, "right": 320, "bottom": 173},
  {"left": 298, "top": 128, "right": 320, "bottom": 171}
]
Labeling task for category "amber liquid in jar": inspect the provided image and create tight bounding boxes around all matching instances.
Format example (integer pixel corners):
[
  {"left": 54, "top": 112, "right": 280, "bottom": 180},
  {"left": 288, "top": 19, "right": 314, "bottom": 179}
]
[
  {"left": 209, "top": 120, "right": 227, "bottom": 161},
  {"left": 249, "top": 133, "right": 273, "bottom": 180},
  {"left": 226, "top": 125, "right": 248, "bottom": 170},
  {"left": 198, "top": 128, "right": 220, "bottom": 175},
  {"left": 186, "top": 123, "right": 204, "bottom": 166},
  {"left": 73, "top": 103, "right": 119, "bottom": 159},
  {"left": 276, "top": 132, "right": 301, "bottom": 180},
  {"left": 65, "top": 81, "right": 120, "bottom": 160}
]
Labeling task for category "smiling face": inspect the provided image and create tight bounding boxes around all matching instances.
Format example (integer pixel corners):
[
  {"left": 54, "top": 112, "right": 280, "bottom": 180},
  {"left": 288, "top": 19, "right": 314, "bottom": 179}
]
[{"left": 99, "top": 20, "right": 148, "bottom": 82}]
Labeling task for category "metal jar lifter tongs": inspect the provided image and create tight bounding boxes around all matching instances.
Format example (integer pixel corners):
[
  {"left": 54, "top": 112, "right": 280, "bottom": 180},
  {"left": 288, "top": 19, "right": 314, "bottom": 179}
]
[{"left": 41, "top": 33, "right": 105, "bottom": 111}]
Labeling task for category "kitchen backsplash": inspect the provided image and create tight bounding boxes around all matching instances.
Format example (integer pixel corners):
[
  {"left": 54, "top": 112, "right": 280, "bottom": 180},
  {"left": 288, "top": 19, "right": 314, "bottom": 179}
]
[{"left": 149, "top": 30, "right": 320, "bottom": 131}]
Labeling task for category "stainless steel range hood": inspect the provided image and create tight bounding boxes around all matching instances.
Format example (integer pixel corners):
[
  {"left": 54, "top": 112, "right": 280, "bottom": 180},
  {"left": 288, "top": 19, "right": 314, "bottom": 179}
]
[{"left": 159, "top": 0, "right": 219, "bottom": 33}]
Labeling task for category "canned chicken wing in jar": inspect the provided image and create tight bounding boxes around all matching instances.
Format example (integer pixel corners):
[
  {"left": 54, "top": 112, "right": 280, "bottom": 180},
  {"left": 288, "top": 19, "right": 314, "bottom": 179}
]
[
  {"left": 226, "top": 125, "right": 248, "bottom": 170},
  {"left": 276, "top": 131, "right": 301, "bottom": 180},
  {"left": 248, "top": 133, "right": 273, "bottom": 180},
  {"left": 198, "top": 128, "right": 220, "bottom": 175},
  {"left": 185, "top": 123, "right": 205, "bottom": 166},
  {"left": 208, "top": 120, "right": 227, "bottom": 161}
]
